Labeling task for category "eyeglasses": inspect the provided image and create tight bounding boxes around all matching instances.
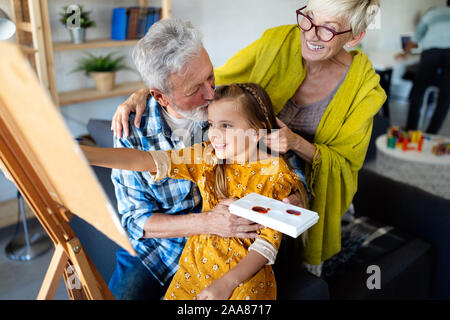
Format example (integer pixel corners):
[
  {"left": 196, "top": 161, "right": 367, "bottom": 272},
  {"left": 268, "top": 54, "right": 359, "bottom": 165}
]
[{"left": 296, "top": 6, "right": 352, "bottom": 42}]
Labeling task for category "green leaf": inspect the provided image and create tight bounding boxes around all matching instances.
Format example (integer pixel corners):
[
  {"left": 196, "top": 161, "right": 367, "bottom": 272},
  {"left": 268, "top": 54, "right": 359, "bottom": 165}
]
[{"left": 71, "top": 52, "right": 135, "bottom": 76}]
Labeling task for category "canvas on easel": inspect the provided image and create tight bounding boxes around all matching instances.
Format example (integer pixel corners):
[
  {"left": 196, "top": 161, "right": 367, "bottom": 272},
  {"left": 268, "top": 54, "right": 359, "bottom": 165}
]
[{"left": 0, "top": 42, "right": 135, "bottom": 300}]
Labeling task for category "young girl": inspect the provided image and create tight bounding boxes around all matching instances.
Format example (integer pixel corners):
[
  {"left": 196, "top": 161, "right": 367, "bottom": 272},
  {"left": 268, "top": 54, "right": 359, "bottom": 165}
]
[{"left": 82, "top": 83, "right": 307, "bottom": 300}]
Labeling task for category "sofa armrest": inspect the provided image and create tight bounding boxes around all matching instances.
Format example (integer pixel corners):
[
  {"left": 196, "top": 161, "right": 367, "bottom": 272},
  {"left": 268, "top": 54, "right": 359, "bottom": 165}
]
[{"left": 353, "top": 168, "right": 450, "bottom": 299}]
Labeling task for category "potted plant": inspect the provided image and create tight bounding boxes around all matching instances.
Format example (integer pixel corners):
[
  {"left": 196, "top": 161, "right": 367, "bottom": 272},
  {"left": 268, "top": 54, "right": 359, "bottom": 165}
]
[
  {"left": 60, "top": 5, "right": 95, "bottom": 44},
  {"left": 72, "top": 52, "right": 134, "bottom": 92}
]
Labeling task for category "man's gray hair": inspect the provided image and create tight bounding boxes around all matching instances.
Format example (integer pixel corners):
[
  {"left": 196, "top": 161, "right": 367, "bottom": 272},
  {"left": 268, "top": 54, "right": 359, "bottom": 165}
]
[{"left": 132, "top": 18, "right": 203, "bottom": 93}]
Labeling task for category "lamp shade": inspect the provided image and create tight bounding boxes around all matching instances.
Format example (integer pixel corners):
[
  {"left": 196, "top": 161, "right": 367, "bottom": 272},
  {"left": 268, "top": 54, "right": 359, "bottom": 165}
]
[{"left": 0, "top": 8, "right": 16, "bottom": 40}]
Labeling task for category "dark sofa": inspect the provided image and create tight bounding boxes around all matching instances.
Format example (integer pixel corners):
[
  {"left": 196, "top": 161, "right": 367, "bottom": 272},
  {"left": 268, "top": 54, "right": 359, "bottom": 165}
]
[{"left": 70, "top": 119, "right": 449, "bottom": 299}]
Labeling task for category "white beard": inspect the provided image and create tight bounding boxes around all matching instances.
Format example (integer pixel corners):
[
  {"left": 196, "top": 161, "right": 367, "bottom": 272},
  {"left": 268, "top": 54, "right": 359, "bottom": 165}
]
[{"left": 172, "top": 102, "right": 209, "bottom": 122}]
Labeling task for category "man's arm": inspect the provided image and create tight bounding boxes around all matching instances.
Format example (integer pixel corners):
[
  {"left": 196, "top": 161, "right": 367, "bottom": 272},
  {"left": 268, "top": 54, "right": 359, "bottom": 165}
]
[{"left": 142, "top": 198, "right": 262, "bottom": 239}]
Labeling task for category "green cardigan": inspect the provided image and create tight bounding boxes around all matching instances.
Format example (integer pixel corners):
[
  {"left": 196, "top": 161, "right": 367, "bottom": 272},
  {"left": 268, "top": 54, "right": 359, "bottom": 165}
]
[{"left": 215, "top": 25, "right": 386, "bottom": 266}]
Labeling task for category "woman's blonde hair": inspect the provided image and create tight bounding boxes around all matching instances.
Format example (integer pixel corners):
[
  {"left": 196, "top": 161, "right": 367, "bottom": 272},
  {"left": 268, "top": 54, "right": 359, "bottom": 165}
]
[{"left": 306, "top": 0, "right": 380, "bottom": 36}]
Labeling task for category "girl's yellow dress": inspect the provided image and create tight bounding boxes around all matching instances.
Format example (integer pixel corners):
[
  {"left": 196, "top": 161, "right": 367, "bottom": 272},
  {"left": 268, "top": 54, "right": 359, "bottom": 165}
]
[{"left": 149, "top": 142, "right": 301, "bottom": 300}]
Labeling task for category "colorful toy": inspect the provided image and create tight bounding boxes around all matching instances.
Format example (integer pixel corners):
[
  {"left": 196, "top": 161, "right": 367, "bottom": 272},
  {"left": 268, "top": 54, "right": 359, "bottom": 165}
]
[
  {"left": 432, "top": 143, "right": 450, "bottom": 156},
  {"left": 386, "top": 126, "right": 425, "bottom": 152}
]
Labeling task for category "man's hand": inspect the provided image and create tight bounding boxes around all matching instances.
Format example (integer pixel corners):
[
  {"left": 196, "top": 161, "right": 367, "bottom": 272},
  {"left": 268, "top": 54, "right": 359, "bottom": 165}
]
[
  {"left": 111, "top": 87, "right": 149, "bottom": 139},
  {"left": 204, "top": 198, "right": 262, "bottom": 238}
]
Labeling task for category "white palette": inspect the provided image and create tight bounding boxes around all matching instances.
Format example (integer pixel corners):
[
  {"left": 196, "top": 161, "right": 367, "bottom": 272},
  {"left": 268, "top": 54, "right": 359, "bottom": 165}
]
[{"left": 229, "top": 193, "right": 319, "bottom": 238}]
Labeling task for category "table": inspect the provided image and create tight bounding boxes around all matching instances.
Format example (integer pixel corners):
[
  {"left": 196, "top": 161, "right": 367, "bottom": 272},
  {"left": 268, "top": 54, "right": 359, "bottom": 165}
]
[{"left": 375, "top": 134, "right": 450, "bottom": 199}]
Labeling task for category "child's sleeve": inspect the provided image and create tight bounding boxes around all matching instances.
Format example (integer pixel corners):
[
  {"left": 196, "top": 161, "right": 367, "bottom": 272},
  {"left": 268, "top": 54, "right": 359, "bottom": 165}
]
[
  {"left": 248, "top": 167, "right": 302, "bottom": 265},
  {"left": 149, "top": 142, "right": 210, "bottom": 183}
]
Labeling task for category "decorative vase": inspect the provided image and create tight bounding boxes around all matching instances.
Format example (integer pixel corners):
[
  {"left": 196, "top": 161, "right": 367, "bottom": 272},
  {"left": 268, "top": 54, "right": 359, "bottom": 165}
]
[
  {"left": 69, "top": 27, "right": 86, "bottom": 44},
  {"left": 91, "top": 72, "right": 115, "bottom": 92}
]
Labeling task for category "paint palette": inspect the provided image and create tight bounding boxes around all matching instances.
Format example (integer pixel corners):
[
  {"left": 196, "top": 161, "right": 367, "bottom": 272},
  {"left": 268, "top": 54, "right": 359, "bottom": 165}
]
[{"left": 229, "top": 193, "right": 319, "bottom": 238}]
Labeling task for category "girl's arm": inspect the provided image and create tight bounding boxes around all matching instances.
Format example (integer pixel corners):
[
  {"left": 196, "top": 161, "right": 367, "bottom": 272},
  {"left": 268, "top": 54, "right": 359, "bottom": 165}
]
[
  {"left": 197, "top": 250, "right": 268, "bottom": 300},
  {"left": 80, "top": 145, "right": 156, "bottom": 173}
]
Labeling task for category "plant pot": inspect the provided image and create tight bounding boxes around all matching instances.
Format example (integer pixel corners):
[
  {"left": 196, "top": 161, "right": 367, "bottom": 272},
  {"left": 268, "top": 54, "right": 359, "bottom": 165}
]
[
  {"left": 91, "top": 72, "right": 115, "bottom": 92},
  {"left": 69, "top": 27, "right": 86, "bottom": 44}
]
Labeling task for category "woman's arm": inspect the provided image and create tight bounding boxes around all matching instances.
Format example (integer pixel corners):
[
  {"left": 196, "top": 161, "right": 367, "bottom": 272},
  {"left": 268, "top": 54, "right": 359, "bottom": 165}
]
[
  {"left": 197, "top": 250, "right": 268, "bottom": 300},
  {"left": 80, "top": 145, "right": 156, "bottom": 173},
  {"left": 111, "top": 87, "right": 150, "bottom": 138}
]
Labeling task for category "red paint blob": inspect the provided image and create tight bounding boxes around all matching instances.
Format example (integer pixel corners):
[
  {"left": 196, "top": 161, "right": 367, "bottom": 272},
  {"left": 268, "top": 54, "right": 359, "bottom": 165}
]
[
  {"left": 252, "top": 206, "right": 270, "bottom": 214},
  {"left": 286, "top": 209, "right": 301, "bottom": 216}
]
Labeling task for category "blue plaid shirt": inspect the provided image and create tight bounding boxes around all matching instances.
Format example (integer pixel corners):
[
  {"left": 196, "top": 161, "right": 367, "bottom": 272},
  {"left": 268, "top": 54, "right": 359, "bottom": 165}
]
[{"left": 111, "top": 96, "right": 208, "bottom": 285}]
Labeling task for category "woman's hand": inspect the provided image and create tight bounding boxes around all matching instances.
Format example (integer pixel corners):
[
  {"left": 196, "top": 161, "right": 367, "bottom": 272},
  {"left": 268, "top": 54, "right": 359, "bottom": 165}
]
[
  {"left": 263, "top": 118, "right": 300, "bottom": 154},
  {"left": 265, "top": 117, "right": 318, "bottom": 164},
  {"left": 111, "top": 87, "right": 149, "bottom": 139},
  {"left": 197, "top": 277, "right": 236, "bottom": 300}
]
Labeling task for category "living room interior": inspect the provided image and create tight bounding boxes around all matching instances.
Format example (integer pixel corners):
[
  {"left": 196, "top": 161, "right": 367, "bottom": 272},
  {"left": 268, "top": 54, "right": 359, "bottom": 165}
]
[{"left": 0, "top": 0, "right": 449, "bottom": 301}]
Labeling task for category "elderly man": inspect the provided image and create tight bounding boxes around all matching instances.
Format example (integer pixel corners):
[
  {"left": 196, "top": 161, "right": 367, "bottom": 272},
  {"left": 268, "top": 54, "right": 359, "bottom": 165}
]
[{"left": 109, "top": 19, "right": 304, "bottom": 300}]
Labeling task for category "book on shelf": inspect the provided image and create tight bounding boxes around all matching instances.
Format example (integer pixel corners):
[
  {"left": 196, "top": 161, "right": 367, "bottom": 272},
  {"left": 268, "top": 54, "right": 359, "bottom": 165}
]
[
  {"left": 145, "top": 7, "right": 160, "bottom": 34},
  {"left": 111, "top": 6, "right": 161, "bottom": 41},
  {"left": 136, "top": 7, "right": 148, "bottom": 38},
  {"left": 126, "top": 7, "right": 140, "bottom": 40},
  {"left": 111, "top": 8, "right": 128, "bottom": 41}
]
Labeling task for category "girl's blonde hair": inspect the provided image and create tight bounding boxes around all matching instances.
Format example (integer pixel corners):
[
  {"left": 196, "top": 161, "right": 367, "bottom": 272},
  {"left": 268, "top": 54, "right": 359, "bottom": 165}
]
[{"left": 306, "top": 0, "right": 380, "bottom": 36}]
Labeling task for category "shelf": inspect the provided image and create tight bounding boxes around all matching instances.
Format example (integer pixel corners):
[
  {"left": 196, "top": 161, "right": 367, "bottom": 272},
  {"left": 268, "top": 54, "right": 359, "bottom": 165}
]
[
  {"left": 58, "top": 81, "right": 145, "bottom": 106},
  {"left": 53, "top": 38, "right": 140, "bottom": 51}
]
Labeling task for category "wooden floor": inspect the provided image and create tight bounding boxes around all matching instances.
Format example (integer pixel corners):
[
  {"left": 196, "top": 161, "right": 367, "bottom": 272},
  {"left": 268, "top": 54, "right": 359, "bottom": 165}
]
[{"left": 0, "top": 198, "right": 68, "bottom": 300}]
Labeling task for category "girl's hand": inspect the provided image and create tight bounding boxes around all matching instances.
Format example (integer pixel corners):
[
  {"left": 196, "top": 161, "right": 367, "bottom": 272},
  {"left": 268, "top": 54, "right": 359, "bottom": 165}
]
[
  {"left": 197, "top": 277, "right": 236, "bottom": 300},
  {"left": 111, "top": 87, "right": 149, "bottom": 139},
  {"left": 263, "top": 118, "right": 299, "bottom": 154}
]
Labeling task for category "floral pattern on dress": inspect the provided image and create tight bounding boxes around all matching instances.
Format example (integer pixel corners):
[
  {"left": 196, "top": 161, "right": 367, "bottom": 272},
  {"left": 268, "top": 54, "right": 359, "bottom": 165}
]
[{"left": 162, "top": 142, "right": 302, "bottom": 300}]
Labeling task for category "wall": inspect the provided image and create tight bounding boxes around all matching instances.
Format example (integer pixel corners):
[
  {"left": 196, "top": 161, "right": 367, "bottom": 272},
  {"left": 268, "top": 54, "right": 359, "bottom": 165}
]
[{"left": 0, "top": 0, "right": 447, "bottom": 201}]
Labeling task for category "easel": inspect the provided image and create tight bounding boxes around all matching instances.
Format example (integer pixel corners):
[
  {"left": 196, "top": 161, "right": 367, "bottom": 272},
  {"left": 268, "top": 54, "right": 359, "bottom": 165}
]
[{"left": 0, "top": 42, "right": 135, "bottom": 299}]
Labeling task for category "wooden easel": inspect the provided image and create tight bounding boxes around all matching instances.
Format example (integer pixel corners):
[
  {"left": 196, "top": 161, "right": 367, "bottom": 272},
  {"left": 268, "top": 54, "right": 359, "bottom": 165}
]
[{"left": 0, "top": 42, "right": 135, "bottom": 300}]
